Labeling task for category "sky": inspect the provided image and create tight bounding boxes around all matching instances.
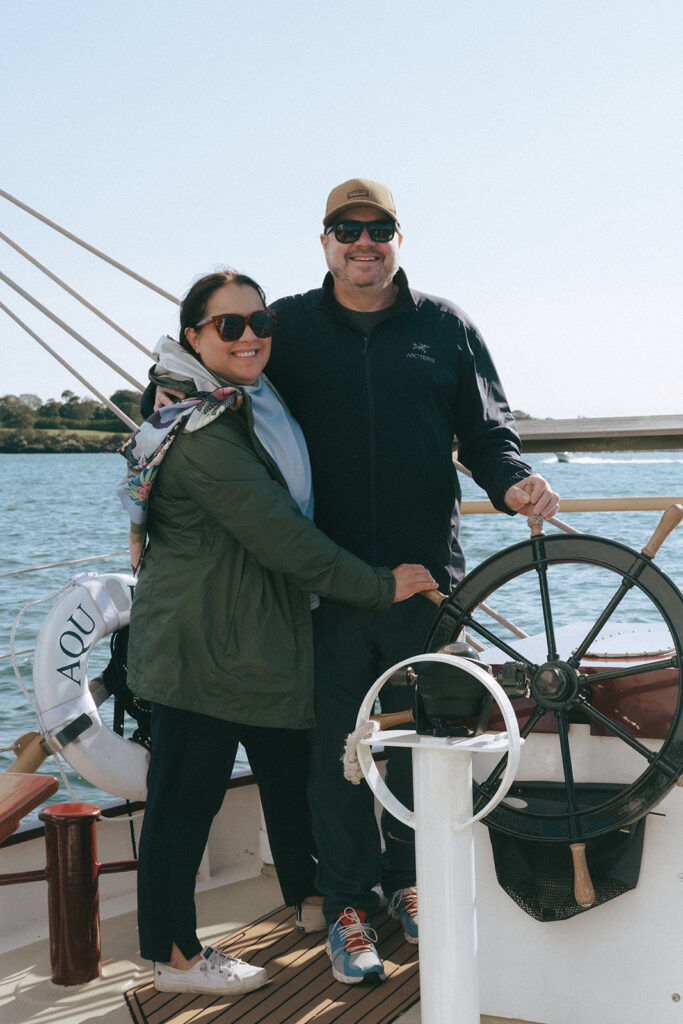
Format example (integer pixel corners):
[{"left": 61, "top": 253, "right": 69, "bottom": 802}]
[{"left": 1, "top": 0, "right": 681, "bottom": 420}]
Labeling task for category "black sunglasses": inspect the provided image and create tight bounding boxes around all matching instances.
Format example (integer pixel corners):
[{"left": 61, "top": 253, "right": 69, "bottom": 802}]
[
  {"left": 325, "top": 220, "right": 398, "bottom": 244},
  {"left": 195, "top": 310, "right": 278, "bottom": 341}
]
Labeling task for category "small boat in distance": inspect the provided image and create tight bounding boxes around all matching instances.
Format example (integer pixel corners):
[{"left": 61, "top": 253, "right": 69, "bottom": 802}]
[{"left": 556, "top": 451, "right": 571, "bottom": 462}]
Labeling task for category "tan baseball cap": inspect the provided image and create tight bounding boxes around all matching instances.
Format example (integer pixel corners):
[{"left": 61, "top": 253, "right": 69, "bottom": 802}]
[{"left": 323, "top": 177, "right": 399, "bottom": 228}]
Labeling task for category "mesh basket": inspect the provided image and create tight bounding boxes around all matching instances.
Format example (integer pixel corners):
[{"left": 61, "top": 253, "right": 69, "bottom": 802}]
[{"left": 487, "top": 782, "right": 646, "bottom": 922}]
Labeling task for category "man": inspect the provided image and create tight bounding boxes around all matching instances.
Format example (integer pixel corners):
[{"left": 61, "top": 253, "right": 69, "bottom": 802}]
[
  {"left": 265, "top": 179, "right": 558, "bottom": 984},
  {"left": 149, "top": 177, "right": 559, "bottom": 985}
]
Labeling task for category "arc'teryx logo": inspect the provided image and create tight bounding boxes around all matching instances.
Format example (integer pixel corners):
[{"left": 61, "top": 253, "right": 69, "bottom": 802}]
[{"left": 407, "top": 341, "right": 435, "bottom": 364}]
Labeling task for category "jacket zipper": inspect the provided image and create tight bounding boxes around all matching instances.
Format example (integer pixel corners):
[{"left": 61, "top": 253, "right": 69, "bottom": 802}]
[{"left": 362, "top": 334, "right": 378, "bottom": 561}]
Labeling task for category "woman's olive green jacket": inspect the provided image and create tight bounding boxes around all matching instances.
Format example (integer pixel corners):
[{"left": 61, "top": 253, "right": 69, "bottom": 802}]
[{"left": 126, "top": 390, "right": 395, "bottom": 729}]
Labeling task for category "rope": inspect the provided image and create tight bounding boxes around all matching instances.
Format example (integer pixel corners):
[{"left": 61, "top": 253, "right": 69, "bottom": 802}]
[
  {"left": 0, "top": 300, "right": 138, "bottom": 428},
  {"left": 342, "top": 721, "right": 379, "bottom": 784},
  {"left": 0, "top": 552, "right": 128, "bottom": 662},
  {"left": 0, "top": 550, "right": 128, "bottom": 579},
  {"left": 97, "top": 809, "right": 146, "bottom": 824},
  {"left": 548, "top": 515, "right": 581, "bottom": 535},
  {"left": 0, "top": 271, "right": 145, "bottom": 392},
  {"left": 477, "top": 601, "right": 529, "bottom": 638},
  {"left": 0, "top": 187, "right": 180, "bottom": 304},
  {"left": 9, "top": 583, "right": 77, "bottom": 799},
  {"left": 0, "top": 229, "right": 155, "bottom": 358},
  {"left": 0, "top": 647, "right": 33, "bottom": 662}
]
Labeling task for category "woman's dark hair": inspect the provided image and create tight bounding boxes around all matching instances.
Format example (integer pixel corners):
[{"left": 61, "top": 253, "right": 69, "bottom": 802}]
[{"left": 179, "top": 269, "right": 267, "bottom": 358}]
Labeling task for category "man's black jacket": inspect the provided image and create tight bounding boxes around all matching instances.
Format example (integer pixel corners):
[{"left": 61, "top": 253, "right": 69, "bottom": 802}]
[{"left": 266, "top": 270, "right": 531, "bottom": 590}]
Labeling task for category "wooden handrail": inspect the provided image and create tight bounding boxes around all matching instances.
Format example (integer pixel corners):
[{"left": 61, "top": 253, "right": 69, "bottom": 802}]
[{"left": 462, "top": 496, "right": 683, "bottom": 515}]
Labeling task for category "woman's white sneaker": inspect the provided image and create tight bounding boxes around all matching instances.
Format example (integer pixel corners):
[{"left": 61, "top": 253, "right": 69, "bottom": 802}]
[{"left": 153, "top": 946, "right": 269, "bottom": 994}]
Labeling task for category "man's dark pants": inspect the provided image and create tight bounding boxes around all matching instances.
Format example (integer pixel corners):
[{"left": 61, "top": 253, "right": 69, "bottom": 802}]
[{"left": 308, "top": 595, "right": 438, "bottom": 924}]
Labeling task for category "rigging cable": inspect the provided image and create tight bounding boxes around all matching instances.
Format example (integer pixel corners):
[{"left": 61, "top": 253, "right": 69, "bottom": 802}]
[
  {"left": 0, "top": 300, "right": 138, "bottom": 428},
  {"left": 0, "top": 229, "right": 154, "bottom": 358},
  {"left": 0, "top": 187, "right": 180, "bottom": 304},
  {"left": 0, "top": 271, "right": 145, "bottom": 393}
]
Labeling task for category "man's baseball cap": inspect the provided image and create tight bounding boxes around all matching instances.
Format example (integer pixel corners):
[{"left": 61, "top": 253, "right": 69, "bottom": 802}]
[{"left": 323, "top": 177, "right": 399, "bottom": 228}]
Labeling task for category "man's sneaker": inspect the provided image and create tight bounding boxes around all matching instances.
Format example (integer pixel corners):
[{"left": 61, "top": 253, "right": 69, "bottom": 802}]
[
  {"left": 325, "top": 908, "right": 386, "bottom": 985},
  {"left": 388, "top": 886, "right": 419, "bottom": 944},
  {"left": 154, "top": 946, "right": 269, "bottom": 994},
  {"left": 295, "top": 896, "right": 326, "bottom": 933}
]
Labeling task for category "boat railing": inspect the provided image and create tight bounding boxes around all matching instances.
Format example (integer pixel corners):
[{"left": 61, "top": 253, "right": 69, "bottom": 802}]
[{"left": 3, "top": 487, "right": 681, "bottom": 668}]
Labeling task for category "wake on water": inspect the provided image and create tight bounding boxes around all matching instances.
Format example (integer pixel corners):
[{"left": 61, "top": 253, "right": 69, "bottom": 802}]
[{"left": 542, "top": 456, "right": 683, "bottom": 464}]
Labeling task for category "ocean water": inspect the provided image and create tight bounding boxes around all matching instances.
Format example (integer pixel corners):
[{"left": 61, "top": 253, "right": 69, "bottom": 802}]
[{"left": 1, "top": 451, "right": 682, "bottom": 818}]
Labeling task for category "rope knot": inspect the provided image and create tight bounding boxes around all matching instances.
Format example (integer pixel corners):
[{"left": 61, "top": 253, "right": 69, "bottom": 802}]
[{"left": 342, "top": 720, "right": 379, "bottom": 783}]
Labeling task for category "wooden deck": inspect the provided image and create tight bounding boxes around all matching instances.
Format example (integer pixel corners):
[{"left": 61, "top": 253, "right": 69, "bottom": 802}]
[{"left": 125, "top": 906, "right": 419, "bottom": 1024}]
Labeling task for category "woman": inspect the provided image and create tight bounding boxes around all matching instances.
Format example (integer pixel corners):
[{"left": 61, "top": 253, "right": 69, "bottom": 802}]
[{"left": 122, "top": 270, "right": 435, "bottom": 996}]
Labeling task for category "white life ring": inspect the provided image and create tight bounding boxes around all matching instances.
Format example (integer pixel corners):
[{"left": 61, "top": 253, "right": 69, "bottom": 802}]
[{"left": 32, "top": 572, "right": 149, "bottom": 801}]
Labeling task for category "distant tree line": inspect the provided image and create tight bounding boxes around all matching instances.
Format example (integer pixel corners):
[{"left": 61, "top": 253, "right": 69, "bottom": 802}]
[
  {"left": 0, "top": 390, "right": 142, "bottom": 452},
  {"left": 0, "top": 390, "right": 142, "bottom": 432},
  {"left": 1, "top": 391, "right": 534, "bottom": 455}
]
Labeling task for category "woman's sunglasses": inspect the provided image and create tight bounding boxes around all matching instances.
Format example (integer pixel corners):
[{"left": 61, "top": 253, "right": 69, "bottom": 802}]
[
  {"left": 325, "top": 220, "right": 398, "bottom": 244},
  {"left": 195, "top": 310, "right": 278, "bottom": 341}
]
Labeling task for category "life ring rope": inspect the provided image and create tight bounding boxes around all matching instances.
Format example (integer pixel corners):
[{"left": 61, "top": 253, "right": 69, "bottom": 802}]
[
  {"left": 10, "top": 580, "right": 72, "bottom": 723},
  {"left": 12, "top": 572, "right": 148, "bottom": 801},
  {"left": 10, "top": 580, "right": 78, "bottom": 797}
]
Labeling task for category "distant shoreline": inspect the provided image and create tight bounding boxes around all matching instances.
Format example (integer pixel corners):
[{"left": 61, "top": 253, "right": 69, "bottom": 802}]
[
  {"left": 0, "top": 429, "right": 127, "bottom": 454},
  {"left": 0, "top": 391, "right": 140, "bottom": 452}
]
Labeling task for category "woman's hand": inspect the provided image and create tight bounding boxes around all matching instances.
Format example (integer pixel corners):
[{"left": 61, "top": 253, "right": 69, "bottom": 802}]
[
  {"left": 391, "top": 564, "right": 437, "bottom": 603},
  {"left": 154, "top": 385, "right": 187, "bottom": 411}
]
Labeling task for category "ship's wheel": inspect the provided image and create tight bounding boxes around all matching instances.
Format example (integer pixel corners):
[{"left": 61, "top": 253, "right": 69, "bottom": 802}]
[{"left": 423, "top": 508, "right": 683, "bottom": 842}]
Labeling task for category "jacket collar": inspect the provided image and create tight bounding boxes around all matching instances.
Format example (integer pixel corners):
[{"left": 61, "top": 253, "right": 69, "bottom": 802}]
[{"left": 319, "top": 267, "right": 416, "bottom": 317}]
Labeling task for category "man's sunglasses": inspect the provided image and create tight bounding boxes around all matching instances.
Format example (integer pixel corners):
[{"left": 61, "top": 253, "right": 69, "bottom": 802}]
[
  {"left": 195, "top": 310, "right": 278, "bottom": 341},
  {"left": 325, "top": 220, "right": 398, "bottom": 244}
]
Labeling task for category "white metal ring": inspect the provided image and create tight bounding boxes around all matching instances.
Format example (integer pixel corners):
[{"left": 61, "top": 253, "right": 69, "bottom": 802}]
[{"left": 355, "top": 653, "right": 521, "bottom": 832}]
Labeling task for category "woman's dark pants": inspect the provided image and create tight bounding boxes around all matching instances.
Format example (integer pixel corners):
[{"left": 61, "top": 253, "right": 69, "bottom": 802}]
[{"left": 137, "top": 703, "right": 317, "bottom": 963}]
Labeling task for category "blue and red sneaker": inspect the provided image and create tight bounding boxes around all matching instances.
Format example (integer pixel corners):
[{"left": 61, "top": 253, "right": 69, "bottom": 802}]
[
  {"left": 325, "top": 908, "right": 386, "bottom": 984},
  {"left": 388, "top": 886, "right": 419, "bottom": 943}
]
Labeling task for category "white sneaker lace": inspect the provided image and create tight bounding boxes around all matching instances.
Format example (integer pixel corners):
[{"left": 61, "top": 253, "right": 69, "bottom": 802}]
[
  {"left": 336, "top": 909, "right": 379, "bottom": 952},
  {"left": 201, "top": 947, "right": 243, "bottom": 974}
]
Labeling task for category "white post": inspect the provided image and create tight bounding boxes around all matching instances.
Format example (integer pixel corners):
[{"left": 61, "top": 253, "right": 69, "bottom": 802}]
[
  {"left": 353, "top": 654, "right": 521, "bottom": 1024},
  {"left": 412, "top": 744, "right": 479, "bottom": 1024}
]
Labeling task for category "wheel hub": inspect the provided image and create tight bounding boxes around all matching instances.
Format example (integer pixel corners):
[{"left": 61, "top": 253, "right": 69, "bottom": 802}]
[{"left": 530, "top": 660, "right": 579, "bottom": 708}]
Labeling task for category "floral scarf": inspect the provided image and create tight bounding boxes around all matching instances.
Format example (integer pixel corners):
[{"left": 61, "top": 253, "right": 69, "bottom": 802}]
[{"left": 117, "top": 359, "right": 242, "bottom": 570}]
